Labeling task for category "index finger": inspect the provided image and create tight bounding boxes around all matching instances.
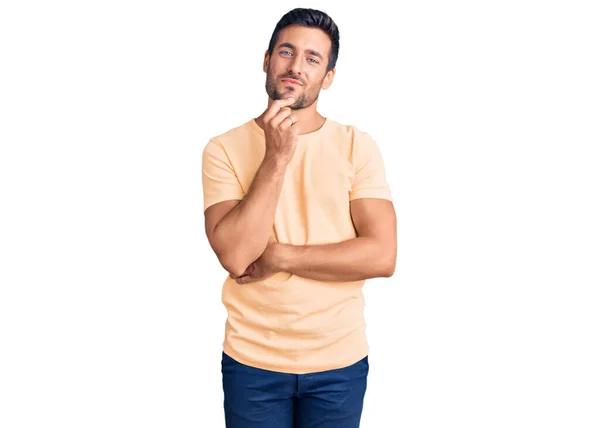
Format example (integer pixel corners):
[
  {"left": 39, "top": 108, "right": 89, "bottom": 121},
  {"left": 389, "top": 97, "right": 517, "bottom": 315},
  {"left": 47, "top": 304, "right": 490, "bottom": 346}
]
[{"left": 264, "top": 97, "right": 296, "bottom": 123}]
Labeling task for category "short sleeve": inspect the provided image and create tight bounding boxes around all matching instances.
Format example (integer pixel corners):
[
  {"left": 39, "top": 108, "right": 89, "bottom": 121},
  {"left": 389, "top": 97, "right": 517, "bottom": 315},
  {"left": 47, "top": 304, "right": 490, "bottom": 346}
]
[
  {"left": 349, "top": 132, "right": 393, "bottom": 202},
  {"left": 202, "top": 139, "right": 245, "bottom": 211}
]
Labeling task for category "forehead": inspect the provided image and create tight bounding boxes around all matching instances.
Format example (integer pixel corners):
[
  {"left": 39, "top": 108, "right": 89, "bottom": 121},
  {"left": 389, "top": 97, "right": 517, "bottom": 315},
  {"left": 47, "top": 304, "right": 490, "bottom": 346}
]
[{"left": 275, "top": 25, "right": 331, "bottom": 54}]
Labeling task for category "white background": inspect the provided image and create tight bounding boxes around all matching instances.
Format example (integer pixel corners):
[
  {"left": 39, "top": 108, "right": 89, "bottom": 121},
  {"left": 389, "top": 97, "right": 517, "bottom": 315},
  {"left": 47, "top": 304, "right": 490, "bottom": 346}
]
[{"left": 1, "top": 0, "right": 599, "bottom": 427}]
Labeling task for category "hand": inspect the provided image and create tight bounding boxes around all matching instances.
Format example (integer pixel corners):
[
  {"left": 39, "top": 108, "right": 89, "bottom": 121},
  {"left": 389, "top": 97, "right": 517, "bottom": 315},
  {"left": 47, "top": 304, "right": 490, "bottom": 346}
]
[
  {"left": 263, "top": 97, "right": 299, "bottom": 165},
  {"left": 230, "top": 236, "right": 281, "bottom": 284}
]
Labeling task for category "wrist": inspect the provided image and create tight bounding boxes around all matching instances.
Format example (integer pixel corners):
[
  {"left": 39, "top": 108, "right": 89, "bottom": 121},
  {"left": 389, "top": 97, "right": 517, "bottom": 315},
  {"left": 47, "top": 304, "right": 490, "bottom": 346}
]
[
  {"left": 272, "top": 243, "right": 292, "bottom": 271},
  {"left": 262, "top": 154, "right": 289, "bottom": 171}
]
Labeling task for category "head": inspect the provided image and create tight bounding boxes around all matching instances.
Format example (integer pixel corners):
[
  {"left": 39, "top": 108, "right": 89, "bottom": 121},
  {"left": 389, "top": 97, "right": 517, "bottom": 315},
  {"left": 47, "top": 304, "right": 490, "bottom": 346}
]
[{"left": 264, "top": 8, "right": 340, "bottom": 110}]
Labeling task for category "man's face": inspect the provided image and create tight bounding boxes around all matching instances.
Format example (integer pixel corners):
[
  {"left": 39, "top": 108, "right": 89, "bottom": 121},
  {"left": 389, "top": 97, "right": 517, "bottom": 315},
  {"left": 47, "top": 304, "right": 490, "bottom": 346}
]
[{"left": 264, "top": 25, "right": 335, "bottom": 110}]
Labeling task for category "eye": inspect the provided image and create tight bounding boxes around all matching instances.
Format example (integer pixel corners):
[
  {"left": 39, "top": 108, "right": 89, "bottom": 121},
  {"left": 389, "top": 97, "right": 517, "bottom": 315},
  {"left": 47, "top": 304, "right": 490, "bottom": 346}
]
[
  {"left": 308, "top": 58, "right": 319, "bottom": 64},
  {"left": 280, "top": 50, "right": 292, "bottom": 56}
]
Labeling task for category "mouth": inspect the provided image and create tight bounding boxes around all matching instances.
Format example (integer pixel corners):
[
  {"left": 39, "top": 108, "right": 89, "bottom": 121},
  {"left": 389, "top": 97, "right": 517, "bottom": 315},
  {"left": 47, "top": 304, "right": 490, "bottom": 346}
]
[{"left": 281, "top": 78, "right": 302, "bottom": 86}]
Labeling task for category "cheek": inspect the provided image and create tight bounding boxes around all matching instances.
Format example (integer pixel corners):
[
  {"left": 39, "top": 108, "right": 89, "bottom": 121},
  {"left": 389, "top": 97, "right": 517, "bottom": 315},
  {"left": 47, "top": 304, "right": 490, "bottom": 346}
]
[{"left": 305, "top": 83, "right": 318, "bottom": 93}]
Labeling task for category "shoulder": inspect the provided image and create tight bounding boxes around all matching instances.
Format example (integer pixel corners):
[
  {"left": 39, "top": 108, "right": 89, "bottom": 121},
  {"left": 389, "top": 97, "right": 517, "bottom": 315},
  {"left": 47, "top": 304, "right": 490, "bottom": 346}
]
[
  {"left": 327, "top": 118, "right": 363, "bottom": 136},
  {"left": 326, "top": 118, "right": 376, "bottom": 143},
  {"left": 325, "top": 119, "right": 379, "bottom": 159},
  {"left": 204, "top": 120, "right": 257, "bottom": 151}
]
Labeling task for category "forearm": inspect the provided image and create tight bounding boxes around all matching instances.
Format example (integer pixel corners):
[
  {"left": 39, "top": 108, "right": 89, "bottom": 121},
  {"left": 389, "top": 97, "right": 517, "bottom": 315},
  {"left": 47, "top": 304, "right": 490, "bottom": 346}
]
[
  {"left": 275, "top": 237, "right": 395, "bottom": 282},
  {"left": 214, "top": 156, "right": 287, "bottom": 275}
]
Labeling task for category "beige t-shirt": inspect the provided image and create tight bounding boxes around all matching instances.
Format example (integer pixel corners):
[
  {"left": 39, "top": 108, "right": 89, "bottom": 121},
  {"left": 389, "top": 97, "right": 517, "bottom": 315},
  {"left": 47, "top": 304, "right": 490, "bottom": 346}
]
[{"left": 202, "top": 117, "right": 393, "bottom": 374}]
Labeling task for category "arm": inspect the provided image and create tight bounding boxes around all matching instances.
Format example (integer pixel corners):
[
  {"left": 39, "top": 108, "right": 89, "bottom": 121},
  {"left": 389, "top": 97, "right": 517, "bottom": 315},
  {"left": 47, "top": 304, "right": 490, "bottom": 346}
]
[
  {"left": 205, "top": 156, "right": 287, "bottom": 277},
  {"left": 232, "top": 128, "right": 396, "bottom": 284},
  {"left": 276, "top": 198, "right": 397, "bottom": 282},
  {"left": 234, "top": 198, "right": 397, "bottom": 284},
  {"left": 203, "top": 97, "right": 298, "bottom": 277}
]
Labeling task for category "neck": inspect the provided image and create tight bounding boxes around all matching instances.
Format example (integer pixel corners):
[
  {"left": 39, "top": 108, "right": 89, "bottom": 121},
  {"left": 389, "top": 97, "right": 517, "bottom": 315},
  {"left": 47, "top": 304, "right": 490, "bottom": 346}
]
[{"left": 255, "top": 97, "right": 325, "bottom": 135}]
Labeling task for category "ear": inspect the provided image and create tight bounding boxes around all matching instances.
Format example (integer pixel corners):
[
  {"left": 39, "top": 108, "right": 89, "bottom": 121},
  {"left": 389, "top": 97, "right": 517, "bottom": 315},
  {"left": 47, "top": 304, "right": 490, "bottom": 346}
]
[
  {"left": 321, "top": 67, "right": 336, "bottom": 90},
  {"left": 263, "top": 50, "right": 270, "bottom": 73}
]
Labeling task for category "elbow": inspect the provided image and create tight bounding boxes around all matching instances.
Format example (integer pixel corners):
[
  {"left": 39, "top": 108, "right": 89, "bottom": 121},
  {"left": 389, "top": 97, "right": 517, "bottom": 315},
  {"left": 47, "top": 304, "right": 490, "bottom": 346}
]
[
  {"left": 209, "top": 227, "right": 265, "bottom": 278},
  {"left": 220, "top": 255, "right": 248, "bottom": 278},
  {"left": 224, "top": 263, "right": 247, "bottom": 279},
  {"left": 218, "top": 247, "right": 260, "bottom": 278},
  {"left": 376, "top": 253, "right": 396, "bottom": 278},
  {"left": 372, "top": 262, "right": 395, "bottom": 278},
  {"left": 379, "top": 263, "right": 395, "bottom": 278},
  {"left": 372, "top": 241, "right": 396, "bottom": 278}
]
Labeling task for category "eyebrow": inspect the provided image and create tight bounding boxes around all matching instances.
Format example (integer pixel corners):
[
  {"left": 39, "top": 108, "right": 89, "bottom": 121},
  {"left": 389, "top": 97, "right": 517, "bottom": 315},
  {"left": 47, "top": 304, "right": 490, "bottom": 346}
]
[{"left": 277, "top": 42, "right": 324, "bottom": 60}]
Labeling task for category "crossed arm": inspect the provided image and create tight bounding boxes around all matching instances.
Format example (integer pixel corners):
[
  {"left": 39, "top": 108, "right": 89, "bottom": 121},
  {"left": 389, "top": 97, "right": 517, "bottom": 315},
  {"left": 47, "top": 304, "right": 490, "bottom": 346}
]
[
  {"left": 203, "top": 136, "right": 396, "bottom": 283},
  {"left": 206, "top": 197, "right": 397, "bottom": 283},
  {"left": 268, "top": 198, "right": 396, "bottom": 282}
]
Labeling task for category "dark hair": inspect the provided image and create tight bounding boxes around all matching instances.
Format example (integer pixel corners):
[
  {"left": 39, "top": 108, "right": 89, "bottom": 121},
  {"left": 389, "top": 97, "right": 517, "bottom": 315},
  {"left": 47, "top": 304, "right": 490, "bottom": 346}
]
[{"left": 267, "top": 8, "right": 340, "bottom": 73}]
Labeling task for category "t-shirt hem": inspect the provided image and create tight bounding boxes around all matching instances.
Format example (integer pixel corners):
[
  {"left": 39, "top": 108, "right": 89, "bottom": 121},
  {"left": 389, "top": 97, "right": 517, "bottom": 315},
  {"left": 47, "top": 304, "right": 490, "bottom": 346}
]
[
  {"left": 222, "top": 343, "right": 369, "bottom": 375},
  {"left": 349, "top": 190, "right": 393, "bottom": 201},
  {"left": 204, "top": 194, "right": 244, "bottom": 212}
]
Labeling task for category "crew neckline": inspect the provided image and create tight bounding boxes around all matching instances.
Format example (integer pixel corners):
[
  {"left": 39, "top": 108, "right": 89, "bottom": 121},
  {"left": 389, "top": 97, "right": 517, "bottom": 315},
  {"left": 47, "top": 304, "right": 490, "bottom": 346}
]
[{"left": 250, "top": 117, "right": 329, "bottom": 138}]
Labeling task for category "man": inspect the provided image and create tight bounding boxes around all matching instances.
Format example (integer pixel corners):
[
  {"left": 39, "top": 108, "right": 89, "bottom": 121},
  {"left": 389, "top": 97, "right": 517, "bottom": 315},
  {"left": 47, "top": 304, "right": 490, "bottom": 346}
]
[{"left": 202, "top": 7, "right": 397, "bottom": 428}]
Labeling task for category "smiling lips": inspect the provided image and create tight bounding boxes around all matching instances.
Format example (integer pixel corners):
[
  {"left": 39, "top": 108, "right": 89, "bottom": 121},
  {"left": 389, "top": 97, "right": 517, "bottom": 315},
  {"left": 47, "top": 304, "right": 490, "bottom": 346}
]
[{"left": 281, "top": 78, "right": 302, "bottom": 86}]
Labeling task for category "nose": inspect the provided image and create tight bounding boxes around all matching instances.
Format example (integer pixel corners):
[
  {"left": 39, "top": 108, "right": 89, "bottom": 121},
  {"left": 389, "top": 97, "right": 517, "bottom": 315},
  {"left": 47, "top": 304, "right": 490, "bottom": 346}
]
[{"left": 288, "top": 54, "right": 304, "bottom": 77}]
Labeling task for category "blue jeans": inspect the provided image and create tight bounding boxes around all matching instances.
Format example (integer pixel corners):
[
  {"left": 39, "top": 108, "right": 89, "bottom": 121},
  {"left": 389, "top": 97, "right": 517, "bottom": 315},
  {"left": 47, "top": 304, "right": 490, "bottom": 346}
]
[{"left": 221, "top": 351, "right": 369, "bottom": 428}]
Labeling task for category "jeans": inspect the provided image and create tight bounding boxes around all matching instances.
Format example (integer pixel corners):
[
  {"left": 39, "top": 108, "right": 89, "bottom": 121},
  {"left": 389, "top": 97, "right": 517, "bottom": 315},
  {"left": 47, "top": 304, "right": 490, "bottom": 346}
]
[{"left": 221, "top": 351, "right": 369, "bottom": 428}]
